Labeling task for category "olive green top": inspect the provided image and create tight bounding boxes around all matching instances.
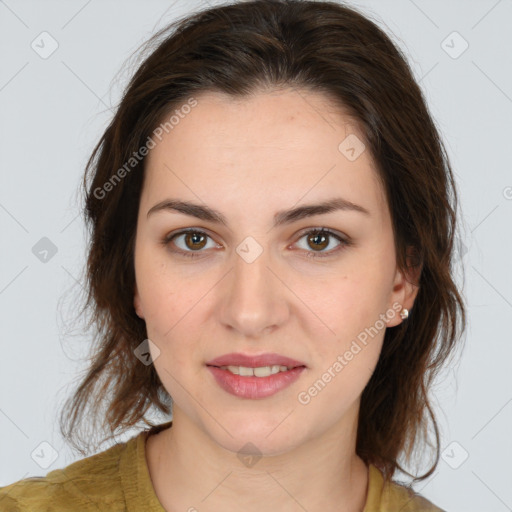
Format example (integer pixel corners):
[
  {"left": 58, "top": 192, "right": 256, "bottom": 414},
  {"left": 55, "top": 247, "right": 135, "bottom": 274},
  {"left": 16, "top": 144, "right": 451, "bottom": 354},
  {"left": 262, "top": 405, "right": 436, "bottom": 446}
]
[{"left": 0, "top": 421, "right": 444, "bottom": 511}]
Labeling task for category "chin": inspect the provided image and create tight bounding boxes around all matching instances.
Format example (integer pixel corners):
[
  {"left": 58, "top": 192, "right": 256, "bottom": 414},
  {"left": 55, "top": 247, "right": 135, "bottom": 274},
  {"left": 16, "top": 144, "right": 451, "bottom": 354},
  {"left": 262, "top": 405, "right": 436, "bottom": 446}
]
[
  {"left": 201, "top": 413, "right": 306, "bottom": 458},
  {"left": 217, "top": 432, "right": 301, "bottom": 459}
]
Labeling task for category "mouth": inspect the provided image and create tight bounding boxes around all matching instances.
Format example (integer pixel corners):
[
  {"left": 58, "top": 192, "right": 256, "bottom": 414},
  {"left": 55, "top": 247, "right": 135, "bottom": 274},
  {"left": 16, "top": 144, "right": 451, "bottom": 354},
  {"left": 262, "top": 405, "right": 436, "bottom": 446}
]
[
  {"left": 205, "top": 352, "right": 306, "bottom": 369},
  {"left": 208, "top": 364, "right": 303, "bottom": 377},
  {"left": 205, "top": 352, "right": 307, "bottom": 399}
]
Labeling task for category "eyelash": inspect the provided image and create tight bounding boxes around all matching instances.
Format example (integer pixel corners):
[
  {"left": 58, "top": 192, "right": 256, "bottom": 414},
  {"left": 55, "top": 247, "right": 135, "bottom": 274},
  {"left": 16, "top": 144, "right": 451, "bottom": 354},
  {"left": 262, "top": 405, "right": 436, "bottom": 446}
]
[{"left": 162, "top": 227, "right": 352, "bottom": 260}]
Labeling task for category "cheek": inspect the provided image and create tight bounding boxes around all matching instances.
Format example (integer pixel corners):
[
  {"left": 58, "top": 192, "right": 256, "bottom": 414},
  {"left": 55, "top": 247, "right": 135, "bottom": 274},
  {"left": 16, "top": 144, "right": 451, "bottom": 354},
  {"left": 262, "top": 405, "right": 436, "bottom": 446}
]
[
  {"left": 297, "top": 305, "right": 385, "bottom": 415},
  {"left": 135, "top": 256, "right": 205, "bottom": 365},
  {"left": 135, "top": 247, "right": 187, "bottom": 331},
  {"left": 296, "top": 338, "right": 382, "bottom": 423},
  {"left": 293, "top": 262, "right": 390, "bottom": 387},
  {"left": 311, "top": 291, "right": 385, "bottom": 382},
  {"left": 301, "top": 270, "right": 389, "bottom": 340}
]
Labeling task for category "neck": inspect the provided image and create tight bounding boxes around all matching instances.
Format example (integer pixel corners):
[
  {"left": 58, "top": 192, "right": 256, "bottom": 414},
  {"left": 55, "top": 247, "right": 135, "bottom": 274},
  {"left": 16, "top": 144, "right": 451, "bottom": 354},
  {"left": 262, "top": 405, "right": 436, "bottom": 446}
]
[{"left": 146, "top": 405, "right": 369, "bottom": 512}]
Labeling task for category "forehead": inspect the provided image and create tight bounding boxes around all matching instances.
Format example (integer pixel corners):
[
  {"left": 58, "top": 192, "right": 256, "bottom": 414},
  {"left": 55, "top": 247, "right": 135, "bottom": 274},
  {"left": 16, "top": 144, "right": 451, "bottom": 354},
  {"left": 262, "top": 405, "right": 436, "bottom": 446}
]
[
  {"left": 142, "top": 88, "right": 388, "bottom": 221},
  {"left": 150, "top": 88, "right": 363, "bottom": 152}
]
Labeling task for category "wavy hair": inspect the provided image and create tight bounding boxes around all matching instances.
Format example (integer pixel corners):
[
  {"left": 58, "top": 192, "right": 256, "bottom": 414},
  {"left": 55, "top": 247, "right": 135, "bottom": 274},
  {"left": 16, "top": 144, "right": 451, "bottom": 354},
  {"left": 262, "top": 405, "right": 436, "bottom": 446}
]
[{"left": 59, "top": 0, "right": 466, "bottom": 484}]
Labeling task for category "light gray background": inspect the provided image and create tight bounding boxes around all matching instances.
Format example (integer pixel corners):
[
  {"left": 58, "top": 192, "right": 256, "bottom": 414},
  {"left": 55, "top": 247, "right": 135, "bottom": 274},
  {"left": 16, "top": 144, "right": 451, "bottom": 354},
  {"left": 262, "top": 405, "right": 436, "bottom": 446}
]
[{"left": 1, "top": 0, "right": 511, "bottom": 510}]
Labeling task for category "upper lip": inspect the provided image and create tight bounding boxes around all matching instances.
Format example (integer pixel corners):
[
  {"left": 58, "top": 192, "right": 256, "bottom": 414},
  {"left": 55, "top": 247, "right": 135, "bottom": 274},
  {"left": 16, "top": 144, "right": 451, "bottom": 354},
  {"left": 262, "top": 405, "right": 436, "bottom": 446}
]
[{"left": 206, "top": 352, "right": 306, "bottom": 368}]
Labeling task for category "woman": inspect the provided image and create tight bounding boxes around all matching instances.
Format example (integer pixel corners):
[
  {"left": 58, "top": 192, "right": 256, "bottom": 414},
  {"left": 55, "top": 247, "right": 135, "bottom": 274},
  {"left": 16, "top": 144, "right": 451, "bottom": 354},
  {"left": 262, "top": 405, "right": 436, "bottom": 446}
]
[{"left": 0, "top": 0, "right": 466, "bottom": 510}]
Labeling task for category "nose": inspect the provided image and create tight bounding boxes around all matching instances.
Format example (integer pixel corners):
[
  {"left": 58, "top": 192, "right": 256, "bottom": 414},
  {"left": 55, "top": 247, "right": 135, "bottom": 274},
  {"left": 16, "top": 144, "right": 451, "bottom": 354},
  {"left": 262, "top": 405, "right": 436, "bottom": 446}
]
[{"left": 218, "top": 242, "right": 290, "bottom": 339}]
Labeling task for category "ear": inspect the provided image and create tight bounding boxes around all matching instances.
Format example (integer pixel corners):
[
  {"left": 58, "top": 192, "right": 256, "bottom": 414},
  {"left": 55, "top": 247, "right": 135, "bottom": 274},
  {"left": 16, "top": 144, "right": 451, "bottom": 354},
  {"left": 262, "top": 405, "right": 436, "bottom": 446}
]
[
  {"left": 134, "top": 283, "right": 145, "bottom": 319},
  {"left": 386, "top": 246, "right": 422, "bottom": 327}
]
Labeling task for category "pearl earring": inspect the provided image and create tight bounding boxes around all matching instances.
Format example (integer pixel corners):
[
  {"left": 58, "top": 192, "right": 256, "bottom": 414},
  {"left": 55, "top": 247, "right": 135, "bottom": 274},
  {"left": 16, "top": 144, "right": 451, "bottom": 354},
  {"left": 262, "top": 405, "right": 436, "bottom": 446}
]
[{"left": 399, "top": 307, "right": 409, "bottom": 320}]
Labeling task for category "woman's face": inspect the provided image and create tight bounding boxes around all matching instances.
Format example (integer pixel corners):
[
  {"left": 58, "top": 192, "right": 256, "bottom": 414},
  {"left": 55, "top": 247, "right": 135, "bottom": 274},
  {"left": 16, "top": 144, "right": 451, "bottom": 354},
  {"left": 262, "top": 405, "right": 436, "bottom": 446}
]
[{"left": 133, "top": 89, "right": 417, "bottom": 455}]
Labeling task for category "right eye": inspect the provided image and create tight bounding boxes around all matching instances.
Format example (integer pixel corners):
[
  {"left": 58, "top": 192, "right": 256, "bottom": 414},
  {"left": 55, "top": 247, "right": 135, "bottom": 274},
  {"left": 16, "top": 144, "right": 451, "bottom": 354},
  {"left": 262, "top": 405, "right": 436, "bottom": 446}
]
[{"left": 163, "top": 229, "right": 220, "bottom": 259}]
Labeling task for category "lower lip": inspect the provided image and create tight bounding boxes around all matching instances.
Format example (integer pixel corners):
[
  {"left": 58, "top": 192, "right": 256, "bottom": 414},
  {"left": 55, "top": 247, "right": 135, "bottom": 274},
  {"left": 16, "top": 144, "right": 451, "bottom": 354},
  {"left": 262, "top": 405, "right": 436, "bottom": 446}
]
[{"left": 207, "top": 366, "right": 306, "bottom": 399}]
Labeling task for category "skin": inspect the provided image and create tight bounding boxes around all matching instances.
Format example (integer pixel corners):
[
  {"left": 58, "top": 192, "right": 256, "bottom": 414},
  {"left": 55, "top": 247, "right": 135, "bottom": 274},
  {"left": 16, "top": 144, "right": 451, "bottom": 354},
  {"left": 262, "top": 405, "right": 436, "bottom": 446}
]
[{"left": 133, "top": 88, "right": 420, "bottom": 512}]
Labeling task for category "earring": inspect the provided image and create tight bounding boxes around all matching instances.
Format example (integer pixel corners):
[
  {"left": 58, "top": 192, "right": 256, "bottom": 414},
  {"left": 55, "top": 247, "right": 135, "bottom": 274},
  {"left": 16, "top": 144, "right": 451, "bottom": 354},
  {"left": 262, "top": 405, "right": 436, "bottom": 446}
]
[{"left": 399, "top": 307, "right": 409, "bottom": 320}]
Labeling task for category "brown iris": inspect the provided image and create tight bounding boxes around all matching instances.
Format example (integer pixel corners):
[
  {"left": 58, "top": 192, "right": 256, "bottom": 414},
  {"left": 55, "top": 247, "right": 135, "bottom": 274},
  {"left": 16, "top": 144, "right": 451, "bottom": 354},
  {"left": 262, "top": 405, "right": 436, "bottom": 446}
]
[
  {"left": 185, "top": 231, "right": 207, "bottom": 250},
  {"left": 307, "top": 231, "right": 329, "bottom": 251}
]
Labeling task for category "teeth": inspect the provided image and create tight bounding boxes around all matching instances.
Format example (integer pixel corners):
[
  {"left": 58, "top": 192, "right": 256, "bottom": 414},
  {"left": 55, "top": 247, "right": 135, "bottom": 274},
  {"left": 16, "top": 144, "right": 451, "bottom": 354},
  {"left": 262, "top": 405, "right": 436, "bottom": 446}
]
[
  {"left": 220, "top": 365, "right": 291, "bottom": 377},
  {"left": 239, "top": 366, "right": 254, "bottom": 376}
]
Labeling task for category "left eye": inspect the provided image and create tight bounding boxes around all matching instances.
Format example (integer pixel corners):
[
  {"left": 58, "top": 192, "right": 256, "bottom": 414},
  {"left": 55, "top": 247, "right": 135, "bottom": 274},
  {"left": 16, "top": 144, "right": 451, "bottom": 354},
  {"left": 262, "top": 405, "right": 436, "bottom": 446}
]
[
  {"left": 294, "top": 228, "right": 349, "bottom": 258},
  {"left": 163, "top": 228, "right": 350, "bottom": 259}
]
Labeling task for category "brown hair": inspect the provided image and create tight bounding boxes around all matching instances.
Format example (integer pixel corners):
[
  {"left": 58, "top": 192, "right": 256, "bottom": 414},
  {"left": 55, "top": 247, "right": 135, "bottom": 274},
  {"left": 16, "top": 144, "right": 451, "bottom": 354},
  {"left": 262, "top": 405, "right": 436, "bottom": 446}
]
[{"left": 59, "top": 0, "right": 466, "bottom": 484}]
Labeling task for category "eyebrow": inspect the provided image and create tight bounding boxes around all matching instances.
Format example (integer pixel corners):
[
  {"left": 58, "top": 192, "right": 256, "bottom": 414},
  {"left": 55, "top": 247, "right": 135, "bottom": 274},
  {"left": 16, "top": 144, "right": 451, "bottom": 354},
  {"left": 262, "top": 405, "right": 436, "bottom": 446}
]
[{"left": 146, "top": 197, "right": 370, "bottom": 227}]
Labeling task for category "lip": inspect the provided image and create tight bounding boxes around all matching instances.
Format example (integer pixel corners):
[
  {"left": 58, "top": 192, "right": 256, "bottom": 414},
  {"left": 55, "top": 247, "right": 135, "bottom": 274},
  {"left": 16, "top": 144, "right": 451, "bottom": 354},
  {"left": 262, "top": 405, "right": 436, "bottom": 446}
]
[
  {"left": 205, "top": 352, "right": 307, "bottom": 399},
  {"left": 207, "top": 366, "right": 306, "bottom": 399},
  {"left": 205, "top": 352, "right": 306, "bottom": 368}
]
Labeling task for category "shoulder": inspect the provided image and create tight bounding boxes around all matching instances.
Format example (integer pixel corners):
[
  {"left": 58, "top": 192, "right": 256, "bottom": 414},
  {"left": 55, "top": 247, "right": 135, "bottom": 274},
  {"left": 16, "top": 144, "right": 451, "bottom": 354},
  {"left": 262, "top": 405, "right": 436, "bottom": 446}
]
[
  {"left": 366, "top": 464, "right": 446, "bottom": 512},
  {"left": 0, "top": 438, "right": 131, "bottom": 511},
  {"left": 381, "top": 476, "right": 446, "bottom": 511}
]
